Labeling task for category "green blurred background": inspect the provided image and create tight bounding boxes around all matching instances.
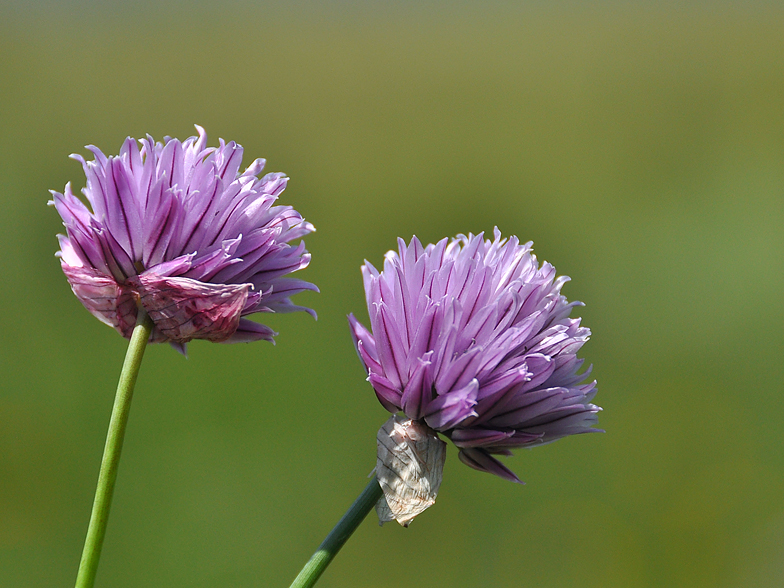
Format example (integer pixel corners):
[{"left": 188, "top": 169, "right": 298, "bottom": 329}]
[{"left": 2, "top": 1, "right": 783, "bottom": 586}]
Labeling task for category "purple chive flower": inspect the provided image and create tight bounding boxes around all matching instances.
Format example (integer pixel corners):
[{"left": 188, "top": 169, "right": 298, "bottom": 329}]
[
  {"left": 349, "top": 229, "right": 600, "bottom": 484},
  {"left": 51, "top": 126, "right": 316, "bottom": 353}
]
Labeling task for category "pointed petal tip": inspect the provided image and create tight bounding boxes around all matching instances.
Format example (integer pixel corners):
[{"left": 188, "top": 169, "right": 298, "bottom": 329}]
[
  {"left": 169, "top": 341, "right": 189, "bottom": 357},
  {"left": 458, "top": 447, "right": 524, "bottom": 484}
]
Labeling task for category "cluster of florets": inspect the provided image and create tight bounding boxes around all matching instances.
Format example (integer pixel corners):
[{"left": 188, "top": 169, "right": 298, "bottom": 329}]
[
  {"left": 349, "top": 229, "right": 600, "bottom": 482},
  {"left": 51, "top": 126, "right": 316, "bottom": 353}
]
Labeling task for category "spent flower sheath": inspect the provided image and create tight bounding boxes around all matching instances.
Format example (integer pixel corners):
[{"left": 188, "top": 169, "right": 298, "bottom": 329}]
[
  {"left": 350, "top": 229, "right": 601, "bottom": 485},
  {"left": 50, "top": 126, "right": 316, "bottom": 353}
]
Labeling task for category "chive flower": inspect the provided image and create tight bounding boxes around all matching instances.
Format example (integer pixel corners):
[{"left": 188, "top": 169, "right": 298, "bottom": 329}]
[
  {"left": 51, "top": 126, "right": 316, "bottom": 353},
  {"left": 349, "top": 229, "right": 600, "bottom": 483}
]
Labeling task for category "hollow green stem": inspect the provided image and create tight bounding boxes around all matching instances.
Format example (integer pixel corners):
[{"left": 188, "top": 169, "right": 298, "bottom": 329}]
[
  {"left": 289, "top": 476, "right": 384, "bottom": 588},
  {"left": 74, "top": 309, "right": 154, "bottom": 588}
]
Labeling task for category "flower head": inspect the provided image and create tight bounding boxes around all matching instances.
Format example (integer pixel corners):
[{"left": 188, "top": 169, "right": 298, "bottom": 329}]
[
  {"left": 349, "top": 229, "right": 600, "bottom": 483},
  {"left": 51, "top": 126, "right": 316, "bottom": 353}
]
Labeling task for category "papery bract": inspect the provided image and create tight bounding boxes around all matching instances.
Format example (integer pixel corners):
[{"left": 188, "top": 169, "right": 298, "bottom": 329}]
[{"left": 375, "top": 415, "right": 446, "bottom": 526}]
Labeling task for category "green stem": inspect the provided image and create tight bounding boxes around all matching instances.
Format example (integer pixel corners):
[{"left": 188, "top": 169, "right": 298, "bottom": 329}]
[
  {"left": 74, "top": 309, "right": 154, "bottom": 588},
  {"left": 289, "top": 476, "right": 384, "bottom": 588}
]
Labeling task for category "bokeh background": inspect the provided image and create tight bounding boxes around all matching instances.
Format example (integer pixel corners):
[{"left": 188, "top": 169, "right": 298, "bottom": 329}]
[{"left": 2, "top": 1, "right": 783, "bottom": 586}]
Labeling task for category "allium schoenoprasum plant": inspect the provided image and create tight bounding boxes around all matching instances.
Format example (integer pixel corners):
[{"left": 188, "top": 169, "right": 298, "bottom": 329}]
[
  {"left": 50, "top": 126, "right": 316, "bottom": 588},
  {"left": 289, "top": 229, "right": 601, "bottom": 588}
]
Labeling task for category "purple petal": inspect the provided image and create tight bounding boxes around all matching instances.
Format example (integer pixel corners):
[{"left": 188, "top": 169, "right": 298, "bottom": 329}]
[
  {"left": 457, "top": 448, "right": 523, "bottom": 484},
  {"left": 371, "top": 303, "right": 406, "bottom": 390},
  {"left": 423, "top": 378, "right": 478, "bottom": 430},
  {"left": 368, "top": 373, "right": 403, "bottom": 413},
  {"left": 348, "top": 313, "right": 382, "bottom": 373},
  {"left": 449, "top": 428, "right": 515, "bottom": 448},
  {"left": 223, "top": 318, "right": 277, "bottom": 344},
  {"left": 400, "top": 354, "right": 434, "bottom": 420},
  {"left": 483, "top": 388, "right": 565, "bottom": 428}
]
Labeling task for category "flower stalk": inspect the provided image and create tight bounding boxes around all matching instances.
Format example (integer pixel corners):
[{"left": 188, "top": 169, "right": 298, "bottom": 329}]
[
  {"left": 289, "top": 477, "right": 384, "bottom": 588},
  {"left": 74, "top": 308, "right": 154, "bottom": 588}
]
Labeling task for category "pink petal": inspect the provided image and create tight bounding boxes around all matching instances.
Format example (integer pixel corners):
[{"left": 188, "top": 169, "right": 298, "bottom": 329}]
[{"left": 130, "top": 272, "right": 250, "bottom": 343}]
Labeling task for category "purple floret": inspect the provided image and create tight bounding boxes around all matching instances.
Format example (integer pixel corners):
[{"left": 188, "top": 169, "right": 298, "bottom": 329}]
[
  {"left": 51, "top": 126, "right": 316, "bottom": 352},
  {"left": 349, "top": 229, "right": 600, "bottom": 483}
]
